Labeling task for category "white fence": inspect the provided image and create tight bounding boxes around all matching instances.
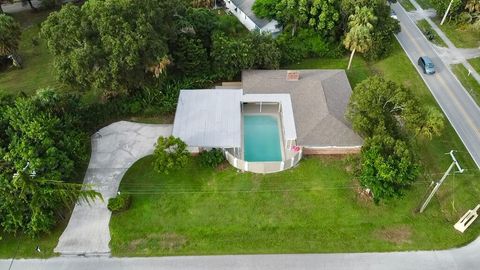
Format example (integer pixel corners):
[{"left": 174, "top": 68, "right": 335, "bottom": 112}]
[{"left": 225, "top": 149, "right": 302, "bottom": 174}]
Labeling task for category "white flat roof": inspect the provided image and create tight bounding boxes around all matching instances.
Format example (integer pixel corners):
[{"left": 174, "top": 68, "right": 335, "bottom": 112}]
[
  {"left": 173, "top": 89, "right": 242, "bottom": 148},
  {"left": 241, "top": 94, "right": 297, "bottom": 140}
]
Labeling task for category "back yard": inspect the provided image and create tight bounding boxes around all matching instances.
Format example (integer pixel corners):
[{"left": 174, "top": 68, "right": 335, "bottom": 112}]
[{"left": 109, "top": 42, "right": 480, "bottom": 256}]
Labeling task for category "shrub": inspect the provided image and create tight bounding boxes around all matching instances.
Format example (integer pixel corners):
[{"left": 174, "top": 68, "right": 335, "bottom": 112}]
[
  {"left": 199, "top": 149, "right": 225, "bottom": 168},
  {"left": 108, "top": 193, "right": 132, "bottom": 213},
  {"left": 153, "top": 136, "right": 190, "bottom": 174}
]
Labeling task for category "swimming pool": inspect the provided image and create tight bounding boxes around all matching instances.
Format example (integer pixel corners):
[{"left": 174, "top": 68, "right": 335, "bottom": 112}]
[{"left": 243, "top": 115, "right": 283, "bottom": 162}]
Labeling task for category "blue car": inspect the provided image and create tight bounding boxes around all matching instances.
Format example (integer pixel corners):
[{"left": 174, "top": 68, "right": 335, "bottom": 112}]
[{"left": 418, "top": 56, "right": 436, "bottom": 74}]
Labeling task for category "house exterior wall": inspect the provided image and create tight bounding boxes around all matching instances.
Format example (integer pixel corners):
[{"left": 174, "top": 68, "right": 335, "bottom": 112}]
[
  {"left": 225, "top": 1, "right": 259, "bottom": 32},
  {"left": 225, "top": 1, "right": 281, "bottom": 34},
  {"left": 302, "top": 146, "right": 362, "bottom": 155}
]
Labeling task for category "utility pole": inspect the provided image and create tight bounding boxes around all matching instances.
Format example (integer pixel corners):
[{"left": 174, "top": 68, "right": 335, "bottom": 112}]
[
  {"left": 419, "top": 150, "right": 464, "bottom": 213},
  {"left": 440, "top": 0, "right": 454, "bottom": 25}
]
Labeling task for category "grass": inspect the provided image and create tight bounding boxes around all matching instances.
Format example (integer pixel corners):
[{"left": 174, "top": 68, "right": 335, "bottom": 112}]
[
  {"left": 399, "top": 0, "right": 416, "bottom": 12},
  {"left": 468, "top": 57, "right": 480, "bottom": 74},
  {"left": 416, "top": 19, "right": 447, "bottom": 47},
  {"left": 451, "top": 64, "right": 480, "bottom": 105},
  {"left": 110, "top": 42, "right": 480, "bottom": 256},
  {"left": 0, "top": 222, "right": 65, "bottom": 259},
  {"left": 415, "top": 0, "right": 434, "bottom": 9},
  {"left": 0, "top": 10, "right": 62, "bottom": 96},
  {"left": 432, "top": 18, "right": 480, "bottom": 48}
]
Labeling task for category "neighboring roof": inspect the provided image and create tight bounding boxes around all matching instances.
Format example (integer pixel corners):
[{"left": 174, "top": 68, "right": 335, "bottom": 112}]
[
  {"left": 242, "top": 70, "right": 363, "bottom": 147},
  {"left": 231, "top": 0, "right": 271, "bottom": 28},
  {"left": 241, "top": 94, "right": 297, "bottom": 140},
  {"left": 172, "top": 89, "right": 242, "bottom": 148}
]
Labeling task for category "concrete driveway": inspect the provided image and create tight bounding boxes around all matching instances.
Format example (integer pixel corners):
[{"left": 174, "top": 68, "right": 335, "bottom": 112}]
[{"left": 54, "top": 121, "right": 172, "bottom": 256}]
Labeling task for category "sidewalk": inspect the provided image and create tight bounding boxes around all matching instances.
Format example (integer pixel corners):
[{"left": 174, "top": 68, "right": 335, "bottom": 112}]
[{"left": 407, "top": 0, "right": 480, "bottom": 84}]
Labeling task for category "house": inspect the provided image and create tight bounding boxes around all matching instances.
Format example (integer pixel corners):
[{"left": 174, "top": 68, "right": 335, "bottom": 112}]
[
  {"left": 224, "top": 0, "right": 281, "bottom": 35},
  {"left": 172, "top": 70, "right": 363, "bottom": 173}
]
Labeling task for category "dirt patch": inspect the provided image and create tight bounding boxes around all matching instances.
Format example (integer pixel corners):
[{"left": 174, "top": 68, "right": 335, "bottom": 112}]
[
  {"left": 128, "top": 239, "right": 146, "bottom": 251},
  {"left": 153, "top": 232, "right": 187, "bottom": 250},
  {"left": 128, "top": 232, "right": 187, "bottom": 251},
  {"left": 375, "top": 225, "right": 412, "bottom": 245},
  {"left": 216, "top": 161, "right": 230, "bottom": 171},
  {"left": 352, "top": 179, "right": 374, "bottom": 206}
]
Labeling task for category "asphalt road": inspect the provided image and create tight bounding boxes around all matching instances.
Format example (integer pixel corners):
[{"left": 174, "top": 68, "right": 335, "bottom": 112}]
[
  {"left": 1, "top": 237, "right": 479, "bottom": 270},
  {"left": 392, "top": 3, "right": 480, "bottom": 169}
]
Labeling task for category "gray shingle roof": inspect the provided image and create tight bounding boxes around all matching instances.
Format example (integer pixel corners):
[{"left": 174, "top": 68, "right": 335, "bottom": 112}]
[
  {"left": 242, "top": 70, "right": 363, "bottom": 147},
  {"left": 231, "top": 0, "right": 271, "bottom": 28}
]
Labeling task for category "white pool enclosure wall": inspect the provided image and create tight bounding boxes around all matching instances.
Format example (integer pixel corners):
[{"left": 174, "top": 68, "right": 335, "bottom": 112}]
[{"left": 172, "top": 89, "right": 302, "bottom": 173}]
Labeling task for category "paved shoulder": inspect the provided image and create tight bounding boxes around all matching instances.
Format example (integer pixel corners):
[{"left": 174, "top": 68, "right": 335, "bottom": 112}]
[
  {"left": 3, "top": 237, "right": 479, "bottom": 270},
  {"left": 54, "top": 121, "right": 172, "bottom": 256}
]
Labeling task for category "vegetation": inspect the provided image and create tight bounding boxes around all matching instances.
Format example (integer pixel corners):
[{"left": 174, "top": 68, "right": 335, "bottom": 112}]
[
  {"left": 451, "top": 63, "right": 480, "bottom": 105},
  {"left": 433, "top": 17, "right": 480, "bottom": 48},
  {"left": 468, "top": 57, "right": 480, "bottom": 72},
  {"left": 108, "top": 194, "right": 132, "bottom": 214},
  {"left": 110, "top": 156, "right": 479, "bottom": 256},
  {"left": 253, "top": 0, "right": 400, "bottom": 65},
  {"left": 344, "top": 7, "right": 376, "bottom": 69},
  {"left": 347, "top": 76, "right": 444, "bottom": 201},
  {"left": 416, "top": 19, "right": 448, "bottom": 47},
  {"left": 398, "top": 0, "right": 416, "bottom": 11},
  {"left": 0, "top": 10, "right": 59, "bottom": 96},
  {"left": 153, "top": 136, "right": 190, "bottom": 174},
  {"left": 199, "top": 149, "right": 225, "bottom": 168},
  {"left": 0, "top": 89, "right": 100, "bottom": 236},
  {"left": 429, "top": 0, "right": 480, "bottom": 48},
  {"left": 0, "top": 14, "right": 21, "bottom": 57}
]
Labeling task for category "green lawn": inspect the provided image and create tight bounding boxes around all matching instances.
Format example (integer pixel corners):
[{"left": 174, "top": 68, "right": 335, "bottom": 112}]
[
  {"left": 399, "top": 0, "right": 416, "bottom": 12},
  {"left": 110, "top": 42, "right": 480, "bottom": 256},
  {"left": 0, "top": 223, "right": 65, "bottom": 259},
  {"left": 451, "top": 64, "right": 480, "bottom": 105},
  {"left": 416, "top": 19, "right": 447, "bottom": 47},
  {"left": 0, "top": 10, "right": 62, "bottom": 96},
  {"left": 468, "top": 57, "right": 480, "bottom": 74},
  {"left": 415, "top": 0, "right": 433, "bottom": 9},
  {"left": 433, "top": 18, "right": 480, "bottom": 48}
]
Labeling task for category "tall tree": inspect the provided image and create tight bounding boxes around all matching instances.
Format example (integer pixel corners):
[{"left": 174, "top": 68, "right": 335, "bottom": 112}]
[
  {"left": 360, "top": 134, "right": 418, "bottom": 203},
  {"left": 346, "top": 76, "right": 444, "bottom": 139},
  {"left": 308, "top": 0, "right": 340, "bottom": 37},
  {"left": 42, "top": 0, "right": 185, "bottom": 95},
  {"left": 0, "top": 14, "right": 21, "bottom": 57},
  {"left": 343, "top": 7, "right": 376, "bottom": 70},
  {"left": 275, "top": 0, "right": 309, "bottom": 36},
  {"left": 0, "top": 89, "right": 100, "bottom": 236}
]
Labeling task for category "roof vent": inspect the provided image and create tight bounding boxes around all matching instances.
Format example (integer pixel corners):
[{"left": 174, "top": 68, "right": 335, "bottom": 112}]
[{"left": 286, "top": 70, "right": 300, "bottom": 81}]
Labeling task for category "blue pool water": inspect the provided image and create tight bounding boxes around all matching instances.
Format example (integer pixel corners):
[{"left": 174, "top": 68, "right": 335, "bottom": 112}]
[{"left": 243, "top": 115, "right": 282, "bottom": 162}]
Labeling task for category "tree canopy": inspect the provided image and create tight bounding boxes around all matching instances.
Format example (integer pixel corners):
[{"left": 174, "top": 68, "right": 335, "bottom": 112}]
[
  {"left": 153, "top": 136, "right": 190, "bottom": 174},
  {"left": 347, "top": 76, "right": 444, "bottom": 139},
  {"left": 0, "top": 89, "right": 100, "bottom": 236},
  {"left": 347, "top": 76, "right": 444, "bottom": 202},
  {"left": 41, "top": 0, "right": 185, "bottom": 94}
]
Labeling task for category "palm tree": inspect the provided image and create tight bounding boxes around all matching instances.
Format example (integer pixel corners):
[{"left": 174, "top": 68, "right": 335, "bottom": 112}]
[
  {"left": 466, "top": 0, "right": 480, "bottom": 13},
  {"left": 343, "top": 7, "right": 376, "bottom": 70}
]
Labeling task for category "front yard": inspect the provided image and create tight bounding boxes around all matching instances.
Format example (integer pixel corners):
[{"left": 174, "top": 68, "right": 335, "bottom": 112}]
[{"left": 110, "top": 41, "right": 480, "bottom": 256}]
